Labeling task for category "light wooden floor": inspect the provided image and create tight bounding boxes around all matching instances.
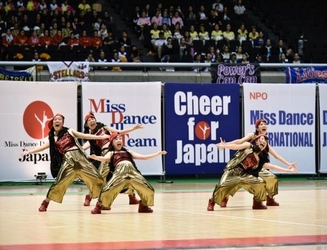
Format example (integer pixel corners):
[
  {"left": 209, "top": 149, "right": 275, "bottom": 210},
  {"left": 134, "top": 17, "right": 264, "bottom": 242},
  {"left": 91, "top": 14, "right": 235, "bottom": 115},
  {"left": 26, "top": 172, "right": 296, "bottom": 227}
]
[{"left": 0, "top": 177, "right": 326, "bottom": 250}]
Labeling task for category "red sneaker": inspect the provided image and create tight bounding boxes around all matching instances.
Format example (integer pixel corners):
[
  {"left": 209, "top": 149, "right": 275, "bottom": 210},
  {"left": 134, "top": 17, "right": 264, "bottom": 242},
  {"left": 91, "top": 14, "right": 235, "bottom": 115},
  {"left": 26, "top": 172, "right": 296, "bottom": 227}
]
[
  {"left": 220, "top": 196, "right": 229, "bottom": 208},
  {"left": 252, "top": 199, "right": 267, "bottom": 210},
  {"left": 207, "top": 198, "right": 215, "bottom": 211},
  {"left": 91, "top": 202, "right": 102, "bottom": 214},
  {"left": 266, "top": 196, "right": 279, "bottom": 206},
  {"left": 39, "top": 200, "right": 49, "bottom": 212},
  {"left": 129, "top": 193, "right": 140, "bottom": 205},
  {"left": 84, "top": 194, "right": 92, "bottom": 206},
  {"left": 138, "top": 201, "right": 153, "bottom": 213}
]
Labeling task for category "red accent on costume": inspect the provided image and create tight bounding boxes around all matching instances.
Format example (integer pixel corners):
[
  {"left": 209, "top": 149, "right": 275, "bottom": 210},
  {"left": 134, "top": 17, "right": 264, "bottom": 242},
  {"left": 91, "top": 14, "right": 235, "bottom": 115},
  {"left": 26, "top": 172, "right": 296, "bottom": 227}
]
[
  {"left": 94, "top": 128, "right": 110, "bottom": 148},
  {"left": 55, "top": 133, "right": 76, "bottom": 154},
  {"left": 241, "top": 153, "right": 258, "bottom": 169},
  {"left": 112, "top": 151, "right": 131, "bottom": 166}
]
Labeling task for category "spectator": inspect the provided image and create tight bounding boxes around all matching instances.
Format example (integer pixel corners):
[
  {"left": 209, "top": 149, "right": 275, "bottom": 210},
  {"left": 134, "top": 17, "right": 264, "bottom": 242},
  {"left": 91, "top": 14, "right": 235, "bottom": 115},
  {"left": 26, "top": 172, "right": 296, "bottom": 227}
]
[
  {"left": 13, "top": 29, "right": 29, "bottom": 46},
  {"left": 237, "top": 23, "right": 248, "bottom": 44},
  {"left": 235, "top": 46, "right": 244, "bottom": 63},
  {"left": 293, "top": 53, "right": 301, "bottom": 64},
  {"left": 186, "top": 5, "right": 197, "bottom": 22},
  {"left": 172, "top": 22, "right": 183, "bottom": 41},
  {"left": 136, "top": 10, "right": 151, "bottom": 41},
  {"left": 211, "top": 24, "right": 223, "bottom": 41},
  {"left": 162, "top": 23, "right": 172, "bottom": 39},
  {"left": 234, "top": 0, "right": 246, "bottom": 22},
  {"left": 197, "top": 5, "right": 208, "bottom": 25},
  {"left": 212, "top": 0, "right": 224, "bottom": 13},
  {"left": 32, "top": 51, "right": 43, "bottom": 71},
  {"left": 40, "top": 29, "right": 51, "bottom": 46},
  {"left": 78, "top": 0, "right": 91, "bottom": 13},
  {"left": 253, "top": 31, "right": 266, "bottom": 49},
  {"left": 198, "top": 24, "right": 210, "bottom": 42},
  {"left": 117, "top": 30, "right": 131, "bottom": 47},
  {"left": 242, "top": 52, "right": 250, "bottom": 63},
  {"left": 90, "top": 29, "right": 103, "bottom": 50},
  {"left": 162, "top": 10, "right": 171, "bottom": 27},
  {"left": 261, "top": 38, "right": 273, "bottom": 62},
  {"left": 151, "top": 10, "right": 163, "bottom": 26},
  {"left": 192, "top": 53, "right": 203, "bottom": 72},
  {"left": 248, "top": 26, "right": 259, "bottom": 43},
  {"left": 223, "top": 23, "right": 235, "bottom": 42},
  {"left": 50, "top": 30, "right": 64, "bottom": 46},
  {"left": 97, "top": 50, "right": 108, "bottom": 69},
  {"left": 50, "top": 0, "right": 58, "bottom": 12},
  {"left": 221, "top": 45, "right": 231, "bottom": 63},
  {"left": 171, "top": 11, "right": 184, "bottom": 29},
  {"left": 99, "top": 23, "right": 108, "bottom": 40},
  {"left": 79, "top": 30, "right": 92, "bottom": 47},
  {"left": 189, "top": 25, "right": 199, "bottom": 40},
  {"left": 28, "top": 30, "right": 41, "bottom": 48},
  {"left": 67, "top": 32, "right": 79, "bottom": 48}
]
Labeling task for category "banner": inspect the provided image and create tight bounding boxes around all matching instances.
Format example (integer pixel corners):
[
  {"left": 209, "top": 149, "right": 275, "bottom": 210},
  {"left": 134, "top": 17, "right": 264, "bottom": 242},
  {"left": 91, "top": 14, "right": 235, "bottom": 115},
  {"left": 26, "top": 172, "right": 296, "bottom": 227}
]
[
  {"left": 319, "top": 84, "right": 327, "bottom": 173},
  {"left": 164, "top": 83, "right": 240, "bottom": 175},
  {"left": 0, "top": 66, "right": 36, "bottom": 81},
  {"left": 0, "top": 81, "right": 78, "bottom": 181},
  {"left": 47, "top": 61, "right": 89, "bottom": 82},
  {"left": 286, "top": 66, "right": 327, "bottom": 83},
  {"left": 213, "top": 63, "right": 261, "bottom": 84},
  {"left": 81, "top": 82, "right": 163, "bottom": 175},
  {"left": 243, "top": 83, "right": 316, "bottom": 174}
]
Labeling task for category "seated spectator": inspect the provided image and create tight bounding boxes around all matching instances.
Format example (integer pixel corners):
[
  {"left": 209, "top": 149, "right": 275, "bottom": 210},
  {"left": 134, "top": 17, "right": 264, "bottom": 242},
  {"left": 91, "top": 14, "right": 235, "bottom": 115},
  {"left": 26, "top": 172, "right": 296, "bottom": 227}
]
[
  {"left": 86, "top": 52, "right": 95, "bottom": 71},
  {"left": 103, "top": 31, "right": 117, "bottom": 47},
  {"left": 97, "top": 50, "right": 108, "bottom": 69},
  {"left": 198, "top": 24, "right": 210, "bottom": 41},
  {"left": 13, "top": 29, "right": 29, "bottom": 46},
  {"left": 285, "top": 48, "right": 294, "bottom": 63},
  {"left": 222, "top": 7, "right": 231, "bottom": 26},
  {"left": 162, "top": 24, "right": 172, "bottom": 39},
  {"left": 192, "top": 53, "right": 203, "bottom": 72},
  {"left": 237, "top": 23, "right": 248, "bottom": 44},
  {"left": 160, "top": 55, "right": 175, "bottom": 72},
  {"left": 99, "top": 23, "right": 109, "bottom": 40},
  {"left": 79, "top": 30, "right": 92, "bottom": 47},
  {"left": 78, "top": 0, "right": 91, "bottom": 13},
  {"left": 1, "top": 28, "right": 14, "bottom": 59},
  {"left": 253, "top": 31, "right": 266, "bottom": 49},
  {"left": 171, "top": 11, "right": 184, "bottom": 29},
  {"left": 235, "top": 46, "right": 244, "bottom": 63},
  {"left": 186, "top": 5, "right": 197, "bottom": 22},
  {"left": 211, "top": 24, "right": 223, "bottom": 41},
  {"left": 248, "top": 26, "right": 259, "bottom": 43},
  {"left": 40, "top": 30, "right": 52, "bottom": 46},
  {"left": 111, "top": 51, "right": 122, "bottom": 71},
  {"left": 50, "top": 30, "right": 64, "bottom": 46},
  {"left": 172, "top": 22, "right": 183, "bottom": 41},
  {"left": 118, "top": 44, "right": 129, "bottom": 61},
  {"left": 260, "top": 38, "right": 273, "bottom": 62},
  {"left": 234, "top": 0, "right": 246, "bottom": 22},
  {"left": 183, "top": 31, "right": 193, "bottom": 47},
  {"left": 223, "top": 23, "right": 235, "bottom": 42},
  {"left": 32, "top": 51, "right": 43, "bottom": 71},
  {"left": 161, "top": 36, "right": 178, "bottom": 59},
  {"left": 137, "top": 10, "right": 151, "bottom": 40},
  {"left": 151, "top": 10, "right": 163, "bottom": 26},
  {"left": 229, "top": 52, "right": 238, "bottom": 64},
  {"left": 67, "top": 32, "right": 79, "bottom": 47},
  {"left": 197, "top": 5, "right": 208, "bottom": 25},
  {"left": 208, "top": 9, "right": 221, "bottom": 28},
  {"left": 149, "top": 31, "right": 167, "bottom": 58},
  {"left": 241, "top": 52, "right": 249, "bottom": 63},
  {"left": 189, "top": 25, "right": 199, "bottom": 40},
  {"left": 26, "top": 0, "right": 38, "bottom": 11},
  {"left": 60, "top": 0, "right": 74, "bottom": 13},
  {"left": 212, "top": 0, "right": 224, "bottom": 13},
  {"left": 50, "top": 0, "right": 58, "bottom": 12},
  {"left": 149, "top": 22, "right": 161, "bottom": 46},
  {"left": 38, "top": 0, "right": 48, "bottom": 12},
  {"left": 203, "top": 53, "right": 213, "bottom": 71},
  {"left": 221, "top": 45, "right": 231, "bottom": 63},
  {"left": 179, "top": 37, "right": 191, "bottom": 61},
  {"left": 293, "top": 53, "right": 301, "bottom": 64},
  {"left": 162, "top": 10, "right": 171, "bottom": 27},
  {"left": 16, "top": 0, "right": 25, "bottom": 10},
  {"left": 90, "top": 29, "right": 103, "bottom": 50},
  {"left": 28, "top": 30, "right": 41, "bottom": 48}
]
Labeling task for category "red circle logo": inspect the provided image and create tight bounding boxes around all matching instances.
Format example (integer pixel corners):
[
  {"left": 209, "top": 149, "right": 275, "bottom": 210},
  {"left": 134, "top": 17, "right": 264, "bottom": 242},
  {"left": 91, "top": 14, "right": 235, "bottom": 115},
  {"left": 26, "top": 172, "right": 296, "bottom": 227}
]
[
  {"left": 195, "top": 121, "right": 211, "bottom": 140},
  {"left": 23, "top": 101, "right": 53, "bottom": 139}
]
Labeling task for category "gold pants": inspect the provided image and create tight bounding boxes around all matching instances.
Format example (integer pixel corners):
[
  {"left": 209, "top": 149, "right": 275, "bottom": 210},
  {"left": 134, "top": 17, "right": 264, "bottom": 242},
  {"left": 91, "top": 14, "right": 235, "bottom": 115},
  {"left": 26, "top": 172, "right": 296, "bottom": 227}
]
[
  {"left": 212, "top": 166, "right": 267, "bottom": 206},
  {"left": 98, "top": 148, "right": 110, "bottom": 183},
  {"left": 259, "top": 168, "right": 278, "bottom": 197},
  {"left": 47, "top": 149, "right": 103, "bottom": 203},
  {"left": 99, "top": 160, "right": 154, "bottom": 208}
]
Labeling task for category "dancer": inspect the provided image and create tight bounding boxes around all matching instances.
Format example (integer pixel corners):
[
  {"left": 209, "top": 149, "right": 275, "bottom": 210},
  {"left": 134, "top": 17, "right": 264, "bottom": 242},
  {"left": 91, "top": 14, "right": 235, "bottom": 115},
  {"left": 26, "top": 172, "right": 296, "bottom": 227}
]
[
  {"left": 218, "top": 118, "right": 297, "bottom": 207},
  {"left": 21, "top": 113, "right": 109, "bottom": 212},
  {"left": 207, "top": 135, "right": 297, "bottom": 211},
  {"left": 89, "top": 132, "right": 167, "bottom": 214},
  {"left": 82, "top": 112, "right": 143, "bottom": 207}
]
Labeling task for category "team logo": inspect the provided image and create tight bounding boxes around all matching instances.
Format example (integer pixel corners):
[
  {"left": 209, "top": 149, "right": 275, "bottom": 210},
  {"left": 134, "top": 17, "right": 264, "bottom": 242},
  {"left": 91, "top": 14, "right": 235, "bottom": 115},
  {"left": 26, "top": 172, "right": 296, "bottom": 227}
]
[
  {"left": 23, "top": 101, "right": 53, "bottom": 139},
  {"left": 195, "top": 121, "right": 211, "bottom": 140}
]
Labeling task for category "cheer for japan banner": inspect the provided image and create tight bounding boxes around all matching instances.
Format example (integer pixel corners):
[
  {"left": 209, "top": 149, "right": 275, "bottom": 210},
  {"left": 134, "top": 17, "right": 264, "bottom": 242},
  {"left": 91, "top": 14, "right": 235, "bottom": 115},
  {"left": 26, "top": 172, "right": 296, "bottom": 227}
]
[
  {"left": 81, "top": 82, "right": 163, "bottom": 176},
  {"left": 0, "top": 81, "right": 78, "bottom": 181},
  {"left": 243, "top": 83, "right": 316, "bottom": 174},
  {"left": 319, "top": 84, "right": 327, "bottom": 173},
  {"left": 164, "top": 83, "right": 240, "bottom": 175}
]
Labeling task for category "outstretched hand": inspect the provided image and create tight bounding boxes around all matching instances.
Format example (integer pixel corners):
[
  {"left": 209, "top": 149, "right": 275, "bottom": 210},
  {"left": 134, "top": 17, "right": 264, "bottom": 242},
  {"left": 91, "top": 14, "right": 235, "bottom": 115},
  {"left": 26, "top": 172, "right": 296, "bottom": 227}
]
[
  {"left": 158, "top": 150, "right": 167, "bottom": 155},
  {"left": 287, "top": 164, "right": 298, "bottom": 173},
  {"left": 216, "top": 137, "right": 226, "bottom": 150},
  {"left": 21, "top": 148, "right": 29, "bottom": 156},
  {"left": 134, "top": 123, "right": 143, "bottom": 130}
]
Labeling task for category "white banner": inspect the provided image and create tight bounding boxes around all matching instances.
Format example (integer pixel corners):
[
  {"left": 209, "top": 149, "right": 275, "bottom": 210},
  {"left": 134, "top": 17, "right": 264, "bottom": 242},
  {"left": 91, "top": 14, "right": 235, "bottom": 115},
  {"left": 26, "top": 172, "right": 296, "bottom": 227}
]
[
  {"left": 81, "top": 82, "right": 163, "bottom": 175},
  {"left": 243, "top": 83, "right": 316, "bottom": 174},
  {"left": 47, "top": 61, "right": 89, "bottom": 82},
  {"left": 319, "top": 84, "right": 327, "bottom": 173},
  {"left": 0, "top": 81, "right": 78, "bottom": 181}
]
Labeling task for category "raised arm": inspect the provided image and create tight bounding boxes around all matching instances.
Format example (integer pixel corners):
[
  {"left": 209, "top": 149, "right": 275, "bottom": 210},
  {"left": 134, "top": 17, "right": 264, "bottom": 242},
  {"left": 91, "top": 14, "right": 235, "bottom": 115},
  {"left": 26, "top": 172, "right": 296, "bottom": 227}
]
[
  {"left": 104, "top": 124, "right": 143, "bottom": 135},
  {"left": 217, "top": 138, "right": 251, "bottom": 151},
  {"left": 130, "top": 150, "right": 167, "bottom": 160},
  {"left": 71, "top": 129, "right": 109, "bottom": 141},
  {"left": 89, "top": 151, "right": 112, "bottom": 162},
  {"left": 21, "top": 141, "right": 50, "bottom": 156},
  {"left": 224, "top": 132, "right": 254, "bottom": 144}
]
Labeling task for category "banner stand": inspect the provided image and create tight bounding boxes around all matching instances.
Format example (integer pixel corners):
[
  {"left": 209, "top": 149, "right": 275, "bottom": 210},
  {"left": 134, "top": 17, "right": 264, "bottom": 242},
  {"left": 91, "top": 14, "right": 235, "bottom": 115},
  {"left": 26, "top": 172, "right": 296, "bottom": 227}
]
[{"left": 157, "top": 84, "right": 173, "bottom": 184}]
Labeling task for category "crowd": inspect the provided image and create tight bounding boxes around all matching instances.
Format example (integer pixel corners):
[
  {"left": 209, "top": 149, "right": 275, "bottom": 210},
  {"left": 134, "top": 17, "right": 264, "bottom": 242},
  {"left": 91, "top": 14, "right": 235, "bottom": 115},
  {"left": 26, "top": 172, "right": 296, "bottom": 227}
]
[
  {"left": 0, "top": 0, "right": 143, "bottom": 67},
  {"left": 0, "top": 0, "right": 303, "bottom": 71}
]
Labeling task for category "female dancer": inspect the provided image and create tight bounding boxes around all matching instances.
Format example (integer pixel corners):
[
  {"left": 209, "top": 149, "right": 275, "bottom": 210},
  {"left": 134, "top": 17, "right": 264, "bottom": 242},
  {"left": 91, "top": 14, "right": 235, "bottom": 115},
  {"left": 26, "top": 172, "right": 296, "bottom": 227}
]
[
  {"left": 82, "top": 112, "right": 143, "bottom": 206},
  {"left": 89, "top": 132, "right": 167, "bottom": 214},
  {"left": 22, "top": 113, "right": 109, "bottom": 212},
  {"left": 207, "top": 134, "right": 297, "bottom": 211},
  {"left": 221, "top": 118, "right": 297, "bottom": 206}
]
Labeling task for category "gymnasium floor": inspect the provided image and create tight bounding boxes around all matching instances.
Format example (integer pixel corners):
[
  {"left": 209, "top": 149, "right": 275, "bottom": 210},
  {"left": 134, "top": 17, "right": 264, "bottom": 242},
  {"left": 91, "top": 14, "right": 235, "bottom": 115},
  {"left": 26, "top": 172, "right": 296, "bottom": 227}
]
[{"left": 0, "top": 176, "right": 326, "bottom": 250}]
